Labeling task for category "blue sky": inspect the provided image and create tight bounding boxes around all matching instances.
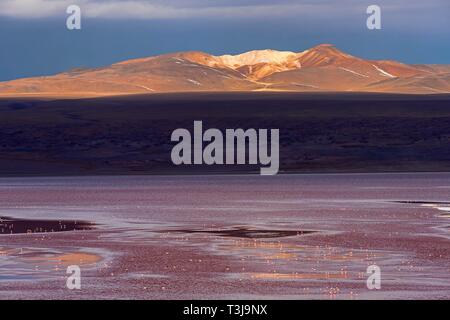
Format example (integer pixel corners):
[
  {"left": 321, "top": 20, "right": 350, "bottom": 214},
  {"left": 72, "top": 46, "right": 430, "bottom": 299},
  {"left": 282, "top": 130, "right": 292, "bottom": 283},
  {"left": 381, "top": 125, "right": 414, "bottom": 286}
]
[{"left": 0, "top": 0, "right": 449, "bottom": 81}]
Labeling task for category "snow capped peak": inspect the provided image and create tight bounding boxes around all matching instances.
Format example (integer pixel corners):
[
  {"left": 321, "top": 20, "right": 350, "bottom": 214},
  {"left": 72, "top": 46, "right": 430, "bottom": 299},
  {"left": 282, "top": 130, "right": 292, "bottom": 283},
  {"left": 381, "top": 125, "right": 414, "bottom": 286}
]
[
  {"left": 211, "top": 45, "right": 353, "bottom": 69},
  {"left": 215, "top": 49, "right": 297, "bottom": 68}
]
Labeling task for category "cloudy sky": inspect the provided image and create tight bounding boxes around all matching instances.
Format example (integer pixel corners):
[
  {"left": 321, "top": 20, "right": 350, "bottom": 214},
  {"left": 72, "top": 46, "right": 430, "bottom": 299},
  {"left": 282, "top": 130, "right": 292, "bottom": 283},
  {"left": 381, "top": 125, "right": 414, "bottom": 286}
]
[{"left": 0, "top": 0, "right": 449, "bottom": 80}]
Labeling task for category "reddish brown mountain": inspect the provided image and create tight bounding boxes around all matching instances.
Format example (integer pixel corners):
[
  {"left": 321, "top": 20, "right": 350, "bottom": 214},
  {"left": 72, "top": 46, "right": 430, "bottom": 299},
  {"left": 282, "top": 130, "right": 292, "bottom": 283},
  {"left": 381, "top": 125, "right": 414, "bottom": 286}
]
[{"left": 0, "top": 44, "right": 449, "bottom": 96}]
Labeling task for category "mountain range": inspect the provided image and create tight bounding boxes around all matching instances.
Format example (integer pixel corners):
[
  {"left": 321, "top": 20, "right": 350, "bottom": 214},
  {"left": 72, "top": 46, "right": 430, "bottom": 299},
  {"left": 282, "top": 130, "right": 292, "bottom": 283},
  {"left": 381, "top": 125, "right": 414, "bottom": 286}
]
[{"left": 1, "top": 44, "right": 450, "bottom": 96}]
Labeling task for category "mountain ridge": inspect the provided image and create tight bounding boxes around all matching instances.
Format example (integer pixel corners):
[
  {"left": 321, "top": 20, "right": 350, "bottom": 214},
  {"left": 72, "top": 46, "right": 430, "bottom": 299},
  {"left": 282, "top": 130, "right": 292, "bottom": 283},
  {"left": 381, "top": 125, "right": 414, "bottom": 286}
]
[{"left": 1, "top": 44, "right": 449, "bottom": 96}]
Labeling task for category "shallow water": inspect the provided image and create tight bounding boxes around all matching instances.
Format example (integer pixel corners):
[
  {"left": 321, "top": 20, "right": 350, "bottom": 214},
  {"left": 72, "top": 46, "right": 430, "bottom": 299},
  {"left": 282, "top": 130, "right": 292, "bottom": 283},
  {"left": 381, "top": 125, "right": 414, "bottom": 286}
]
[{"left": 0, "top": 173, "right": 449, "bottom": 299}]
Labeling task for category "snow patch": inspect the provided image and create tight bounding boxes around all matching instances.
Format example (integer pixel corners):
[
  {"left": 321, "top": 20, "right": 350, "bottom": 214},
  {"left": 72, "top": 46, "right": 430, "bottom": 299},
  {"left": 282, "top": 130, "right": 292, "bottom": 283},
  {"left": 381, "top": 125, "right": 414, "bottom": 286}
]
[
  {"left": 372, "top": 64, "right": 396, "bottom": 78},
  {"left": 187, "top": 79, "right": 202, "bottom": 86},
  {"left": 136, "top": 85, "right": 154, "bottom": 92},
  {"left": 339, "top": 67, "right": 369, "bottom": 78}
]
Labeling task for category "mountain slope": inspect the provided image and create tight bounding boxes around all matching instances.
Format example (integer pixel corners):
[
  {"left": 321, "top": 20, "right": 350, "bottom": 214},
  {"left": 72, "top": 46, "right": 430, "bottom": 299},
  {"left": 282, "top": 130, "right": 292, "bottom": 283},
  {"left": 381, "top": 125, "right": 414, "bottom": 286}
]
[{"left": 0, "top": 44, "right": 448, "bottom": 96}]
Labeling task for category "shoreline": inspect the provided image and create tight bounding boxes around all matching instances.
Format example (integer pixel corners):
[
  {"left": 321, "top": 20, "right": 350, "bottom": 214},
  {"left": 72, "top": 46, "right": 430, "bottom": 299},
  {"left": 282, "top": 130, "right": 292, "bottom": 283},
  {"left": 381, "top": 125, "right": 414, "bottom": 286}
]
[{"left": 0, "top": 170, "right": 450, "bottom": 179}]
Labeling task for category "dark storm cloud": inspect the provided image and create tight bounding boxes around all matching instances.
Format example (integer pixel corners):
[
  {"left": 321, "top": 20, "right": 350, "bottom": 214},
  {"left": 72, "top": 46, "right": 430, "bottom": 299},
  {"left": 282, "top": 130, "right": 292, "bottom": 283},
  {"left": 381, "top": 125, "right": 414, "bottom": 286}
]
[{"left": 0, "top": 0, "right": 447, "bottom": 19}]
